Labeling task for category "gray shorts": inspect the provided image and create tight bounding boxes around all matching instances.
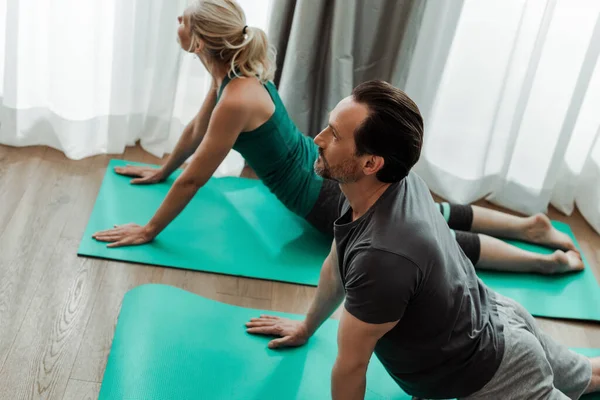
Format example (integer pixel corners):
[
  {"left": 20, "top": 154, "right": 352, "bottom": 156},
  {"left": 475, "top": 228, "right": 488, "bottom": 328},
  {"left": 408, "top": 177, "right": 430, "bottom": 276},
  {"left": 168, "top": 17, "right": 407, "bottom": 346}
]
[{"left": 463, "top": 294, "right": 592, "bottom": 400}]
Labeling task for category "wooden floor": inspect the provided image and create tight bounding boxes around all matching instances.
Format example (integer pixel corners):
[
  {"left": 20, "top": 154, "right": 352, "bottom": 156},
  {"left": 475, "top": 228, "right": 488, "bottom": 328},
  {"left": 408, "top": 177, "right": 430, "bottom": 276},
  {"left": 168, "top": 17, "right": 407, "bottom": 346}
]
[{"left": 0, "top": 144, "right": 599, "bottom": 399}]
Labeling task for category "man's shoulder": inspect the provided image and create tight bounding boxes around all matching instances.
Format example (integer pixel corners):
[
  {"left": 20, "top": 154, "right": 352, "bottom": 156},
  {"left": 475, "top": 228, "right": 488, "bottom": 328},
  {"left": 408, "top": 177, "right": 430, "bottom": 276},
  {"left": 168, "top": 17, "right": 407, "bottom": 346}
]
[
  {"left": 369, "top": 173, "right": 442, "bottom": 267},
  {"left": 347, "top": 246, "right": 422, "bottom": 277},
  {"left": 372, "top": 174, "right": 432, "bottom": 224},
  {"left": 338, "top": 171, "right": 429, "bottom": 216}
]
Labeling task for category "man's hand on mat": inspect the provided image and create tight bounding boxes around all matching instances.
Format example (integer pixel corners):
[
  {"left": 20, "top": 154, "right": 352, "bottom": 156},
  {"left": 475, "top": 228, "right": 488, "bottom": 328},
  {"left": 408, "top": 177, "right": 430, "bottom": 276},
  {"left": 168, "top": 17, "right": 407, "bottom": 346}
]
[
  {"left": 245, "top": 316, "right": 310, "bottom": 349},
  {"left": 92, "top": 223, "right": 155, "bottom": 247},
  {"left": 114, "top": 165, "right": 165, "bottom": 185}
]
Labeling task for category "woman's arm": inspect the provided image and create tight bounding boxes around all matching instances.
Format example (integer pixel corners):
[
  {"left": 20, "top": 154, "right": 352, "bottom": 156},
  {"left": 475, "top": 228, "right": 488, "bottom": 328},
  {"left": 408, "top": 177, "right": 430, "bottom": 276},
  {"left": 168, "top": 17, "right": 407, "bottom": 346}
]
[
  {"left": 114, "top": 80, "right": 219, "bottom": 183},
  {"left": 145, "top": 93, "right": 247, "bottom": 236},
  {"left": 160, "top": 80, "right": 220, "bottom": 177},
  {"left": 92, "top": 87, "right": 250, "bottom": 247}
]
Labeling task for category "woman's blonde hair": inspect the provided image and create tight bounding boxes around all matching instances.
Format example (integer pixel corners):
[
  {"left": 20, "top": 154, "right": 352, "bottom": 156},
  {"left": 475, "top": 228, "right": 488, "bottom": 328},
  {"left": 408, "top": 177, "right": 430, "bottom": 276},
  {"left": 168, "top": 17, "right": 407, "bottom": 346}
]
[{"left": 186, "top": 0, "right": 276, "bottom": 83}]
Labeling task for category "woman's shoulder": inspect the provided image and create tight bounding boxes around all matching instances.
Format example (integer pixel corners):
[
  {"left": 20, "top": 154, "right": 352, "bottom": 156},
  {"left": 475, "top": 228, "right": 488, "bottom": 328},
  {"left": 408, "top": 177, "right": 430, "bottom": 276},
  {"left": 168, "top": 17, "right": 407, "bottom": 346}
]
[
  {"left": 220, "top": 74, "right": 275, "bottom": 111},
  {"left": 222, "top": 75, "right": 270, "bottom": 96}
]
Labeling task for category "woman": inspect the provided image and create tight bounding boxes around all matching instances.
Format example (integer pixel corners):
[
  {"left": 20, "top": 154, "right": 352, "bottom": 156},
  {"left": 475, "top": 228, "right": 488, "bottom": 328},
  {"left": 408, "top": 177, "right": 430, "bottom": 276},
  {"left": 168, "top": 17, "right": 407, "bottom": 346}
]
[{"left": 93, "top": 0, "right": 583, "bottom": 274}]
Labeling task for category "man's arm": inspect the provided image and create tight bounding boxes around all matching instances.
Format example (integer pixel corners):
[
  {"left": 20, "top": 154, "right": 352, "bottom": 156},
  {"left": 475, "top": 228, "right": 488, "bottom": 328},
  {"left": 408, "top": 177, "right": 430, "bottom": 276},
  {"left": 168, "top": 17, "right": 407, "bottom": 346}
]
[
  {"left": 246, "top": 240, "right": 345, "bottom": 347},
  {"left": 329, "top": 249, "right": 421, "bottom": 399},
  {"left": 332, "top": 308, "right": 397, "bottom": 400},
  {"left": 303, "top": 240, "right": 345, "bottom": 336}
]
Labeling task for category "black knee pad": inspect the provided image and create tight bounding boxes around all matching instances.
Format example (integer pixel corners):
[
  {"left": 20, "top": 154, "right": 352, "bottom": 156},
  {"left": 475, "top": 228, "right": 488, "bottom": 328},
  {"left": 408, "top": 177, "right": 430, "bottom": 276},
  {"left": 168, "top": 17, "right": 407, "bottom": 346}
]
[{"left": 454, "top": 231, "right": 481, "bottom": 265}]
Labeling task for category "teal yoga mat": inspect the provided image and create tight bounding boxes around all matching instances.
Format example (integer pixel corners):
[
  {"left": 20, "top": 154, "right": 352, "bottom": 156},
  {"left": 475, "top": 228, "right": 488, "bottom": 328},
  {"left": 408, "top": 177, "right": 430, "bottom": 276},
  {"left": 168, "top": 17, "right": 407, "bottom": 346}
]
[
  {"left": 79, "top": 159, "right": 600, "bottom": 321},
  {"left": 78, "top": 159, "right": 331, "bottom": 286},
  {"left": 475, "top": 222, "right": 600, "bottom": 322},
  {"left": 98, "top": 284, "right": 600, "bottom": 400}
]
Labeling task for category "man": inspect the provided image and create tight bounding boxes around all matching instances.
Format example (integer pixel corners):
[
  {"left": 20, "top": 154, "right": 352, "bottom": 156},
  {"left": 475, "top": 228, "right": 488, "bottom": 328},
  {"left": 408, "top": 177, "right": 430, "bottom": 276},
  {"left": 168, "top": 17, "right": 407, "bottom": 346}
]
[{"left": 245, "top": 80, "right": 599, "bottom": 399}]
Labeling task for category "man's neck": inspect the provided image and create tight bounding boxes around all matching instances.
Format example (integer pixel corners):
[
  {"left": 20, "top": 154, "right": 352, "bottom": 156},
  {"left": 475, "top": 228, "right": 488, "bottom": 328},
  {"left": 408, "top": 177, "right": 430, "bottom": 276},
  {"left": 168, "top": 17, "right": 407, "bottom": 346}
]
[{"left": 340, "top": 179, "right": 391, "bottom": 221}]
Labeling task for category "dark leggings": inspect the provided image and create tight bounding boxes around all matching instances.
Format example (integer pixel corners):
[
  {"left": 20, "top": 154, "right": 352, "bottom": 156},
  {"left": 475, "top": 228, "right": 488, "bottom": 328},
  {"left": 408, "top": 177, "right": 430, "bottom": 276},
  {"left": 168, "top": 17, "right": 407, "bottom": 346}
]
[
  {"left": 304, "top": 181, "right": 482, "bottom": 265},
  {"left": 437, "top": 202, "right": 481, "bottom": 265}
]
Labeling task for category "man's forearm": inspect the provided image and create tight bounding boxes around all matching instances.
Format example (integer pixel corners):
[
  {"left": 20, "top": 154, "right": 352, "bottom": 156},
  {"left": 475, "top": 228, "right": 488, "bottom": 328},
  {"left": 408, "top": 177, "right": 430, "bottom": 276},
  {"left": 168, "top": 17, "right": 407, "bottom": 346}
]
[
  {"left": 161, "top": 90, "right": 218, "bottom": 177},
  {"left": 332, "top": 358, "right": 367, "bottom": 400},
  {"left": 303, "top": 254, "right": 345, "bottom": 336}
]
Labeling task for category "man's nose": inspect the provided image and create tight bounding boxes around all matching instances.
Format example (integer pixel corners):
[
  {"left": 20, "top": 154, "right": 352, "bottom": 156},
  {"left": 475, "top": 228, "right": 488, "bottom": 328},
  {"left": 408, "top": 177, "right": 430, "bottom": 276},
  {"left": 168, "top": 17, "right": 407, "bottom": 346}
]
[{"left": 314, "top": 129, "right": 326, "bottom": 147}]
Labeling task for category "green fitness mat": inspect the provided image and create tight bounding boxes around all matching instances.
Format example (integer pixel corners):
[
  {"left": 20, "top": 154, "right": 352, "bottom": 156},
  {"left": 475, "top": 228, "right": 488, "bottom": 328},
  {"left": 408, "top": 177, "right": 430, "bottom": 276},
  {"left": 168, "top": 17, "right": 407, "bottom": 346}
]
[
  {"left": 78, "top": 159, "right": 331, "bottom": 286},
  {"left": 98, "top": 284, "right": 600, "bottom": 400},
  {"left": 475, "top": 222, "right": 600, "bottom": 322},
  {"left": 79, "top": 159, "right": 600, "bottom": 321}
]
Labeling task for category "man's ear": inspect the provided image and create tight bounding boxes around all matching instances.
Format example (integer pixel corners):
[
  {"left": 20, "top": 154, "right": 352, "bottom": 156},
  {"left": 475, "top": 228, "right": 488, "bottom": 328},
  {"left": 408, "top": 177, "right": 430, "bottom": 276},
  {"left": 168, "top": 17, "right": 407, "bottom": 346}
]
[{"left": 362, "top": 155, "right": 384, "bottom": 177}]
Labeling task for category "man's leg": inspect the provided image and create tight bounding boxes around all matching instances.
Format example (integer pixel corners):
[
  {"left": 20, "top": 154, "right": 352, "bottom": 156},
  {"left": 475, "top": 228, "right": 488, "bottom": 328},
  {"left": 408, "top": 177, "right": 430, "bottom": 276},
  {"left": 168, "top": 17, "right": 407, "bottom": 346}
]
[
  {"left": 494, "top": 294, "right": 593, "bottom": 399},
  {"left": 462, "top": 315, "right": 569, "bottom": 399},
  {"left": 584, "top": 358, "right": 600, "bottom": 395}
]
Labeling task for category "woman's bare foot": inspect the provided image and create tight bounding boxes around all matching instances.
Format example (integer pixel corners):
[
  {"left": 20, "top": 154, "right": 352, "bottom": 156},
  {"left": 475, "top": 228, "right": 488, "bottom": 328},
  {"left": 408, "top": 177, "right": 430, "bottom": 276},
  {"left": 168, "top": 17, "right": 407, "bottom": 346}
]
[
  {"left": 540, "top": 250, "right": 584, "bottom": 274},
  {"left": 524, "top": 214, "right": 578, "bottom": 252}
]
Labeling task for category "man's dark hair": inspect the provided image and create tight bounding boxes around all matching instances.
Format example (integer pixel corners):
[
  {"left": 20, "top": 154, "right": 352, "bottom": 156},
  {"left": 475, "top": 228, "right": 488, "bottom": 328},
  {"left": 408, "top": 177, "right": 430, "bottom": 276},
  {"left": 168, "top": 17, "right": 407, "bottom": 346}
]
[{"left": 351, "top": 80, "right": 424, "bottom": 183}]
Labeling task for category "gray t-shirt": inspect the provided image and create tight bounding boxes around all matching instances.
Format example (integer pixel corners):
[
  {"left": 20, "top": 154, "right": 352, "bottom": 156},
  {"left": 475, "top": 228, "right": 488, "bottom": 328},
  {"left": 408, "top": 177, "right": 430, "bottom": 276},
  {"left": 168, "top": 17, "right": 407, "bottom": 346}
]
[{"left": 333, "top": 172, "right": 505, "bottom": 399}]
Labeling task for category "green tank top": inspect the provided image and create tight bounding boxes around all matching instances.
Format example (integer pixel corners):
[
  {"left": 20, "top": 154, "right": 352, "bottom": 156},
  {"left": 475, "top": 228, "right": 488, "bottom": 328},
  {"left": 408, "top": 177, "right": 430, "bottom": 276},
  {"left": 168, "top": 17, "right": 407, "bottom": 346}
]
[{"left": 216, "top": 74, "right": 323, "bottom": 217}]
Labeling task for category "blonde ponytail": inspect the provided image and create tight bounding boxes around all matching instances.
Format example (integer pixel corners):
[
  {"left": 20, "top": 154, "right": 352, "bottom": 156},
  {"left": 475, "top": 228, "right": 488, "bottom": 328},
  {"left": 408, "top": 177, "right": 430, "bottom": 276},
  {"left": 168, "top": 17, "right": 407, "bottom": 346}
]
[{"left": 187, "top": 0, "right": 277, "bottom": 83}]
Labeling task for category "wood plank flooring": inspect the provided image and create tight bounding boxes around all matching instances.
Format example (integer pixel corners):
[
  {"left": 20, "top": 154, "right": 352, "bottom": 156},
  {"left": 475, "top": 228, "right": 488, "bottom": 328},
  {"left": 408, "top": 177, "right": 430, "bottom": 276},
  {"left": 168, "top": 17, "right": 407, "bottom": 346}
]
[{"left": 0, "top": 144, "right": 598, "bottom": 399}]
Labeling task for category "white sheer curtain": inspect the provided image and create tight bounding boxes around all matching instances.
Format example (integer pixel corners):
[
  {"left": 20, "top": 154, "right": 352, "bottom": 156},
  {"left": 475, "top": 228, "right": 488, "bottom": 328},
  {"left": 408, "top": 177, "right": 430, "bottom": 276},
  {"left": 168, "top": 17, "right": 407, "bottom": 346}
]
[
  {"left": 403, "top": 0, "right": 600, "bottom": 235},
  {"left": 0, "top": 0, "right": 272, "bottom": 176}
]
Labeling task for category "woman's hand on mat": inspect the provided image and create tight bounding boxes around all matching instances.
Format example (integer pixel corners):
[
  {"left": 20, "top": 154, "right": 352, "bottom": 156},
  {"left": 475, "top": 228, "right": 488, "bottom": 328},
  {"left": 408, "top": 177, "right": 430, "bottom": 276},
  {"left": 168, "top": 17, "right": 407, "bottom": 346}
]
[
  {"left": 92, "top": 223, "right": 156, "bottom": 248},
  {"left": 245, "top": 316, "right": 310, "bottom": 349},
  {"left": 114, "top": 165, "right": 165, "bottom": 185}
]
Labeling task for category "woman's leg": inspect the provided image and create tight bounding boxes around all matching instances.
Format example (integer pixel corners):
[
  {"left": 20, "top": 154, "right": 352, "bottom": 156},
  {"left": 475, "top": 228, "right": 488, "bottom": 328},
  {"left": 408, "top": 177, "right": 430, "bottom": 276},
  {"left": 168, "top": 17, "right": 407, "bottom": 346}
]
[
  {"left": 455, "top": 230, "right": 582, "bottom": 273},
  {"left": 471, "top": 205, "right": 577, "bottom": 251},
  {"left": 475, "top": 233, "right": 583, "bottom": 274},
  {"left": 437, "top": 202, "right": 577, "bottom": 251}
]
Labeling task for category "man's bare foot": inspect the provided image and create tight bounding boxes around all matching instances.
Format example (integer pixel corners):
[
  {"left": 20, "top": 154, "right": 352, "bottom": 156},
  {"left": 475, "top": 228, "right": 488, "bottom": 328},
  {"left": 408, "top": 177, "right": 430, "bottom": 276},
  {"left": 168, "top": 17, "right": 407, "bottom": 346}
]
[
  {"left": 539, "top": 250, "right": 584, "bottom": 274},
  {"left": 524, "top": 214, "right": 578, "bottom": 252}
]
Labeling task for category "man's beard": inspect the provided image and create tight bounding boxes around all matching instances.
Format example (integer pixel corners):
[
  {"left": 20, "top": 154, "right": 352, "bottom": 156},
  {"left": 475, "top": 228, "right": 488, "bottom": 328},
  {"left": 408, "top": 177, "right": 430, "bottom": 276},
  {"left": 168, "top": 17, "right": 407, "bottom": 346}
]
[{"left": 314, "top": 151, "right": 362, "bottom": 184}]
